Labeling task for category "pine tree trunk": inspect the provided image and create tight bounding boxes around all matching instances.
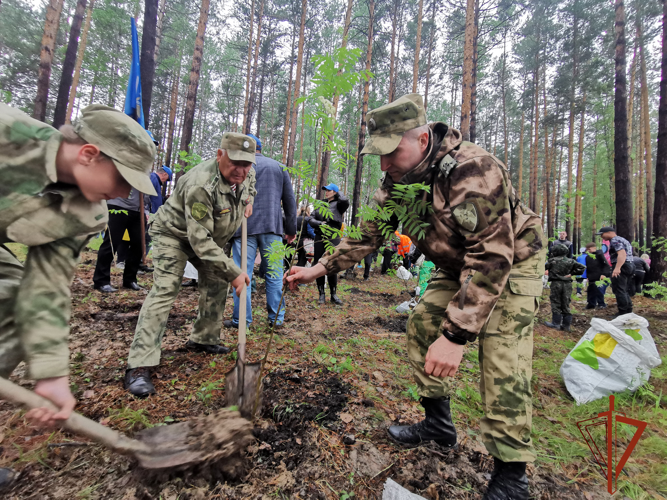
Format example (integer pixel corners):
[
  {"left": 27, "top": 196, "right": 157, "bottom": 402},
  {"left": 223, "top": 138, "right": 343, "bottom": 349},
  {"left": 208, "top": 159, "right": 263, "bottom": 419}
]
[
  {"left": 530, "top": 62, "right": 539, "bottom": 212},
  {"left": 256, "top": 50, "right": 266, "bottom": 136},
  {"left": 459, "top": 0, "right": 476, "bottom": 141},
  {"left": 153, "top": 0, "right": 166, "bottom": 64},
  {"left": 53, "top": 0, "right": 86, "bottom": 129},
  {"left": 164, "top": 56, "right": 181, "bottom": 168},
  {"left": 638, "top": 102, "right": 645, "bottom": 248},
  {"left": 65, "top": 0, "right": 94, "bottom": 124},
  {"left": 469, "top": 0, "right": 479, "bottom": 143},
  {"left": 591, "top": 123, "right": 599, "bottom": 241},
  {"left": 388, "top": 0, "right": 398, "bottom": 102},
  {"left": 565, "top": 15, "right": 578, "bottom": 239},
  {"left": 543, "top": 77, "right": 552, "bottom": 240},
  {"left": 352, "top": 0, "right": 374, "bottom": 226},
  {"left": 34, "top": 0, "right": 65, "bottom": 122},
  {"left": 317, "top": 0, "right": 353, "bottom": 195},
  {"left": 140, "top": 0, "right": 158, "bottom": 127},
  {"left": 518, "top": 108, "right": 525, "bottom": 201},
  {"left": 241, "top": 0, "right": 255, "bottom": 134},
  {"left": 639, "top": 21, "right": 653, "bottom": 250},
  {"left": 501, "top": 33, "right": 508, "bottom": 166},
  {"left": 245, "top": 0, "right": 264, "bottom": 134},
  {"left": 613, "top": 0, "right": 633, "bottom": 240},
  {"left": 412, "top": 0, "right": 423, "bottom": 93},
  {"left": 286, "top": 0, "right": 307, "bottom": 170},
  {"left": 649, "top": 0, "right": 667, "bottom": 284},
  {"left": 574, "top": 92, "right": 586, "bottom": 253},
  {"left": 281, "top": 27, "right": 296, "bottom": 163},
  {"left": 423, "top": 0, "right": 435, "bottom": 110}
]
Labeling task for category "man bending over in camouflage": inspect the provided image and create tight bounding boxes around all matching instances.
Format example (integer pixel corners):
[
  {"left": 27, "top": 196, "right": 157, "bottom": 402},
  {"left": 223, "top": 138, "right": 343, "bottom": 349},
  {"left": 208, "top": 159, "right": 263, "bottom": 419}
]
[
  {"left": 287, "top": 94, "right": 546, "bottom": 500},
  {"left": 124, "top": 133, "right": 256, "bottom": 397},
  {"left": 0, "top": 104, "right": 157, "bottom": 427},
  {"left": 543, "top": 244, "right": 586, "bottom": 332}
]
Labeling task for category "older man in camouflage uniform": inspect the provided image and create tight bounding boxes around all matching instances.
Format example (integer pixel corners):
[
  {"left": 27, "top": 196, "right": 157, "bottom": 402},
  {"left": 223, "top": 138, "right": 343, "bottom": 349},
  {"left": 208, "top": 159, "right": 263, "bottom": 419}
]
[
  {"left": 0, "top": 104, "right": 156, "bottom": 429},
  {"left": 288, "top": 94, "right": 546, "bottom": 500},
  {"left": 124, "top": 132, "right": 257, "bottom": 397},
  {"left": 544, "top": 244, "right": 586, "bottom": 332}
]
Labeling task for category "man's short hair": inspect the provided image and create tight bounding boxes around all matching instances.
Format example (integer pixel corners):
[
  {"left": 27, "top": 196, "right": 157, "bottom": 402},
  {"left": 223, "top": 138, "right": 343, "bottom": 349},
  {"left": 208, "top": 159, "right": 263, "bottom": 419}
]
[{"left": 585, "top": 243, "right": 596, "bottom": 250}]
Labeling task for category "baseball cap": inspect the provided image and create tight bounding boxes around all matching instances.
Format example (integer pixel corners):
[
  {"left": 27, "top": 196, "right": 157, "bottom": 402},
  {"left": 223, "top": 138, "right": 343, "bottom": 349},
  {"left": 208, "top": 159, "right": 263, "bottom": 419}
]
[
  {"left": 596, "top": 226, "right": 615, "bottom": 235},
  {"left": 220, "top": 132, "right": 256, "bottom": 163},
  {"left": 322, "top": 183, "right": 339, "bottom": 193},
  {"left": 361, "top": 93, "right": 427, "bottom": 156},
  {"left": 146, "top": 130, "right": 159, "bottom": 145},
  {"left": 247, "top": 133, "right": 262, "bottom": 150},
  {"left": 74, "top": 104, "right": 157, "bottom": 196},
  {"left": 162, "top": 165, "right": 173, "bottom": 181}
]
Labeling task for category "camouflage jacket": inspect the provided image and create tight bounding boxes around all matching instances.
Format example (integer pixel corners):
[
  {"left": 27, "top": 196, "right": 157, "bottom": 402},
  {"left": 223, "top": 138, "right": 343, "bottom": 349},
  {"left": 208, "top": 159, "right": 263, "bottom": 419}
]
[
  {"left": 152, "top": 159, "right": 256, "bottom": 282},
  {"left": 545, "top": 244, "right": 586, "bottom": 282},
  {"left": 0, "top": 104, "right": 107, "bottom": 380},
  {"left": 319, "top": 122, "right": 545, "bottom": 341}
]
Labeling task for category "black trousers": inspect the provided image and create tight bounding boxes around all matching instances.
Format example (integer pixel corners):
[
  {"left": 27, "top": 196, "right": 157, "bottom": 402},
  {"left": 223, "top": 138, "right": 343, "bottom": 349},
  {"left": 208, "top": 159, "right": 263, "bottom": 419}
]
[
  {"left": 629, "top": 273, "right": 645, "bottom": 297},
  {"left": 381, "top": 249, "right": 395, "bottom": 274},
  {"left": 363, "top": 252, "right": 376, "bottom": 279},
  {"left": 610, "top": 261, "right": 635, "bottom": 315},
  {"left": 587, "top": 279, "right": 606, "bottom": 307},
  {"left": 93, "top": 205, "right": 142, "bottom": 287},
  {"left": 313, "top": 237, "right": 340, "bottom": 292},
  {"left": 116, "top": 230, "right": 151, "bottom": 262}
]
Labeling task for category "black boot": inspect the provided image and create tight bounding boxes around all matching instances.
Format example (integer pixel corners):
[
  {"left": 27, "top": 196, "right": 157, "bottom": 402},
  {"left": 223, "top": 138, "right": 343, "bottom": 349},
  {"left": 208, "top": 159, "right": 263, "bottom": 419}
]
[
  {"left": 544, "top": 313, "right": 562, "bottom": 330},
  {"left": 387, "top": 397, "right": 457, "bottom": 448},
  {"left": 124, "top": 367, "right": 155, "bottom": 397},
  {"left": 329, "top": 275, "right": 343, "bottom": 305},
  {"left": 482, "top": 457, "right": 529, "bottom": 500},
  {"left": 561, "top": 314, "right": 573, "bottom": 332},
  {"left": 185, "top": 339, "right": 230, "bottom": 354},
  {"left": 317, "top": 283, "right": 326, "bottom": 304}
]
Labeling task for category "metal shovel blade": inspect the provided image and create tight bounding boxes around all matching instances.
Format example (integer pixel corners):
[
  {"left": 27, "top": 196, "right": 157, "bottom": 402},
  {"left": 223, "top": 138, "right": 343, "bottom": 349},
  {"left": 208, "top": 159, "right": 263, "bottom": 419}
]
[{"left": 225, "top": 361, "right": 263, "bottom": 419}]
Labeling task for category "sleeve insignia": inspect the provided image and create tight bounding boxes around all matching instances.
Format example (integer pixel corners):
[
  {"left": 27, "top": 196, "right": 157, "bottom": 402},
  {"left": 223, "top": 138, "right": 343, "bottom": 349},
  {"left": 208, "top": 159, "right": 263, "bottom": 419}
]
[
  {"left": 452, "top": 202, "right": 479, "bottom": 232},
  {"left": 191, "top": 202, "right": 209, "bottom": 221}
]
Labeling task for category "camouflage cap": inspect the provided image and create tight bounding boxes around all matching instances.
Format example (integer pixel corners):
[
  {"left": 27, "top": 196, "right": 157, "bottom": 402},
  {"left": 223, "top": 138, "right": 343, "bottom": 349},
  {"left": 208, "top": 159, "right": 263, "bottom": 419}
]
[
  {"left": 74, "top": 104, "right": 157, "bottom": 196},
  {"left": 220, "top": 132, "right": 256, "bottom": 163},
  {"left": 360, "top": 93, "right": 427, "bottom": 156}
]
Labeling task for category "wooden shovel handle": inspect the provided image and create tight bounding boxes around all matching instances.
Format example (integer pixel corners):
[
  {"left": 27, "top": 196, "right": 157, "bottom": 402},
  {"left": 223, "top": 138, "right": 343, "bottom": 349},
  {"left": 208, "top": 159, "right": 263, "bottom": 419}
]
[
  {"left": 238, "top": 217, "right": 248, "bottom": 362},
  {"left": 0, "top": 377, "right": 148, "bottom": 455}
]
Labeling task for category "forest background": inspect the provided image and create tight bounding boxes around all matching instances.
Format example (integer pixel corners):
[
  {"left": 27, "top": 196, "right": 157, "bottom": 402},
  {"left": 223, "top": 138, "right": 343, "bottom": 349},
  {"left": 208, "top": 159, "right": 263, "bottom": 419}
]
[{"left": 1, "top": 0, "right": 666, "bottom": 282}]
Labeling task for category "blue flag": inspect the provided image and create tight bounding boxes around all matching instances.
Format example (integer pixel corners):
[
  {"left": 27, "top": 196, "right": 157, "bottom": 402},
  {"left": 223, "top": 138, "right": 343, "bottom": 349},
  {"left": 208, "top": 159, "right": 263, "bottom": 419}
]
[{"left": 124, "top": 17, "right": 145, "bottom": 128}]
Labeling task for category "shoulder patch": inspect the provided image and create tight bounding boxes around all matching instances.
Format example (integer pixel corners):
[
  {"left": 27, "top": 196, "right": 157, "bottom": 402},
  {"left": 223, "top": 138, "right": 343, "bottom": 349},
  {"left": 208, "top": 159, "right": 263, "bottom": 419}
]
[
  {"left": 452, "top": 202, "right": 479, "bottom": 232},
  {"left": 191, "top": 202, "right": 209, "bottom": 221},
  {"left": 437, "top": 154, "right": 457, "bottom": 177}
]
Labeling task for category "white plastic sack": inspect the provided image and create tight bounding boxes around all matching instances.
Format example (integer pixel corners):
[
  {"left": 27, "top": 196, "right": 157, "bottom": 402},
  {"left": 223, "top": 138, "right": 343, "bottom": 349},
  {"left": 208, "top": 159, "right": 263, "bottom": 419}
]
[
  {"left": 183, "top": 261, "right": 199, "bottom": 280},
  {"left": 382, "top": 478, "right": 426, "bottom": 500},
  {"left": 560, "top": 313, "right": 662, "bottom": 405},
  {"left": 396, "top": 298, "right": 418, "bottom": 314},
  {"left": 396, "top": 266, "right": 412, "bottom": 281}
]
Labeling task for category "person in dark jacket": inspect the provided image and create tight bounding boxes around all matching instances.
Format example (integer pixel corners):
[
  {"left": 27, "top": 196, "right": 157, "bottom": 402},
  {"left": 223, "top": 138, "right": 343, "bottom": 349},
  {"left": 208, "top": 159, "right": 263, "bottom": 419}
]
[
  {"left": 295, "top": 206, "right": 315, "bottom": 267},
  {"left": 549, "top": 231, "right": 573, "bottom": 259},
  {"left": 308, "top": 183, "right": 349, "bottom": 304},
  {"left": 544, "top": 244, "right": 586, "bottom": 332},
  {"left": 629, "top": 255, "right": 650, "bottom": 297},
  {"left": 583, "top": 242, "right": 611, "bottom": 309}
]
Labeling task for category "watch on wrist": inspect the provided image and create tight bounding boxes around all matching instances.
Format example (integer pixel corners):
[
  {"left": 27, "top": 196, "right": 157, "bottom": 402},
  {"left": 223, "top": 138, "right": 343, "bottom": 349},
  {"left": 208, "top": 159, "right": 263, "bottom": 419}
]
[{"left": 442, "top": 329, "right": 467, "bottom": 345}]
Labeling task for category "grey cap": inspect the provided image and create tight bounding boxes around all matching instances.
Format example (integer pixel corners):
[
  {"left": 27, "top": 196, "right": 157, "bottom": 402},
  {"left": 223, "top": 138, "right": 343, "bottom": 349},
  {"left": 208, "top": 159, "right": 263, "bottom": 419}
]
[{"left": 220, "top": 132, "right": 256, "bottom": 163}]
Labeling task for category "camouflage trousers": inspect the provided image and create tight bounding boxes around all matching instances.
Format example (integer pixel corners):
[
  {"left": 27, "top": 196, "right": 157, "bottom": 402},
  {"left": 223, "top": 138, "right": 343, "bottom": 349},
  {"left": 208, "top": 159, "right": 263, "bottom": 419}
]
[
  {"left": 127, "top": 231, "right": 230, "bottom": 369},
  {"left": 0, "top": 246, "right": 25, "bottom": 378},
  {"left": 549, "top": 280, "right": 572, "bottom": 316},
  {"left": 407, "top": 249, "right": 546, "bottom": 463}
]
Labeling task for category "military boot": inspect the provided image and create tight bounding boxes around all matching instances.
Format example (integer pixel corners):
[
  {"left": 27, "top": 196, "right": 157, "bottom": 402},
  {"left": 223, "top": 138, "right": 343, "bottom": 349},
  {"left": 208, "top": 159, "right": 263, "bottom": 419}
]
[
  {"left": 561, "top": 314, "right": 573, "bottom": 332},
  {"left": 544, "top": 313, "right": 562, "bottom": 330},
  {"left": 387, "top": 397, "right": 457, "bottom": 448},
  {"left": 125, "top": 367, "right": 155, "bottom": 397},
  {"left": 482, "top": 458, "right": 529, "bottom": 500},
  {"left": 317, "top": 283, "right": 326, "bottom": 304}
]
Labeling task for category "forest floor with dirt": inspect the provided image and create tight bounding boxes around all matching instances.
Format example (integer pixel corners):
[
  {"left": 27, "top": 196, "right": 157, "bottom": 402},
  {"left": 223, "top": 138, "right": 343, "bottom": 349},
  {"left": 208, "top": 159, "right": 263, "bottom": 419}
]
[{"left": 1, "top": 248, "right": 666, "bottom": 500}]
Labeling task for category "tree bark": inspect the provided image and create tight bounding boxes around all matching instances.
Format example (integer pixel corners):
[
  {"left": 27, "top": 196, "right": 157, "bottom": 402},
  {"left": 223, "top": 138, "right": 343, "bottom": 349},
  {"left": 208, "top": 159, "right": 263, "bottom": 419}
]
[
  {"left": 501, "top": 33, "right": 508, "bottom": 166},
  {"left": 469, "top": 0, "right": 479, "bottom": 143},
  {"left": 53, "top": 0, "right": 86, "bottom": 129},
  {"left": 459, "top": 0, "right": 476, "bottom": 141},
  {"left": 65, "top": 0, "right": 94, "bottom": 124},
  {"left": 281, "top": 26, "right": 296, "bottom": 163},
  {"left": 317, "top": 0, "right": 354, "bottom": 196},
  {"left": 140, "top": 0, "right": 158, "bottom": 127},
  {"left": 638, "top": 95, "right": 645, "bottom": 248},
  {"left": 423, "top": 0, "right": 436, "bottom": 110},
  {"left": 177, "top": 0, "right": 209, "bottom": 173},
  {"left": 34, "top": 0, "right": 65, "bottom": 122},
  {"left": 153, "top": 0, "right": 166, "bottom": 64},
  {"left": 388, "top": 0, "right": 399, "bottom": 103},
  {"left": 286, "top": 0, "right": 307, "bottom": 170},
  {"left": 574, "top": 92, "right": 586, "bottom": 253},
  {"left": 565, "top": 14, "right": 578, "bottom": 239},
  {"left": 351, "top": 0, "right": 374, "bottom": 226},
  {"left": 245, "top": 0, "right": 264, "bottom": 134},
  {"left": 592, "top": 121, "right": 599, "bottom": 241},
  {"left": 639, "top": 20, "right": 653, "bottom": 250},
  {"left": 518, "top": 108, "right": 525, "bottom": 201},
  {"left": 164, "top": 56, "right": 181, "bottom": 168},
  {"left": 649, "top": 0, "right": 667, "bottom": 284},
  {"left": 412, "top": 0, "right": 424, "bottom": 93},
  {"left": 241, "top": 0, "right": 255, "bottom": 134},
  {"left": 530, "top": 61, "right": 539, "bottom": 212}
]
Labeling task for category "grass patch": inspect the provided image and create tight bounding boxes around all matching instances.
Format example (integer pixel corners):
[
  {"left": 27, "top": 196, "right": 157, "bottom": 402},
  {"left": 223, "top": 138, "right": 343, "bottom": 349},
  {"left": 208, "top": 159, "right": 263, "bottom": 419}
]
[{"left": 86, "top": 235, "right": 103, "bottom": 251}]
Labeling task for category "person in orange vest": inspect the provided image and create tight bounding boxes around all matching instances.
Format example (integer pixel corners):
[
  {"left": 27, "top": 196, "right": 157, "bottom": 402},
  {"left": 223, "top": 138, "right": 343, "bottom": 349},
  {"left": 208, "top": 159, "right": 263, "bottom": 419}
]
[{"left": 396, "top": 232, "right": 412, "bottom": 268}]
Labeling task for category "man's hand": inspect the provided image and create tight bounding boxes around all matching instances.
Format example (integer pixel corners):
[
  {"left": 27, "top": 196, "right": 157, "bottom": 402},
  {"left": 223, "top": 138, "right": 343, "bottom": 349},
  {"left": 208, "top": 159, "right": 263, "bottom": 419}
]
[
  {"left": 612, "top": 267, "right": 621, "bottom": 278},
  {"left": 244, "top": 204, "right": 253, "bottom": 218},
  {"left": 231, "top": 272, "right": 251, "bottom": 296},
  {"left": 286, "top": 234, "right": 296, "bottom": 244},
  {"left": 25, "top": 377, "right": 76, "bottom": 428},
  {"left": 424, "top": 336, "right": 464, "bottom": 378},
  {"left": 285, "top": 263, "right": 327, "bottom": 290}
]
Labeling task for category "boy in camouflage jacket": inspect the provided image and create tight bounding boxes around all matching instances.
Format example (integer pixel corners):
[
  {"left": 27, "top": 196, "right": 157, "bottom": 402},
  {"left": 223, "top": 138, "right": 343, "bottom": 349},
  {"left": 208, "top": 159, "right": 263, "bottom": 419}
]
[{"left": 544, "top": 243, "right": 586, "bottom": 332}]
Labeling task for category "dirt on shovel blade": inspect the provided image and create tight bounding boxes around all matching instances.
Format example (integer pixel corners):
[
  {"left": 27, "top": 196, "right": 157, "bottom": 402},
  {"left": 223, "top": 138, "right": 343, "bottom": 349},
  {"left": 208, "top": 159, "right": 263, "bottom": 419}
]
[{"left": 134, "top": 408, "right": 254, "bottom": 469}]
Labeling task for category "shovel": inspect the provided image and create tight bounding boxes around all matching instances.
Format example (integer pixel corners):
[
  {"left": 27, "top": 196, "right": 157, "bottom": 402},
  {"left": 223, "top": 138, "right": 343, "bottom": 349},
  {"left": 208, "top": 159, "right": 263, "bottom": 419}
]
[
  {"left": 0, "top": 377, "right": 253, "bottom": 469},
  {"left": 225, "top": 218, "right": 262, "bottom": 419}
]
